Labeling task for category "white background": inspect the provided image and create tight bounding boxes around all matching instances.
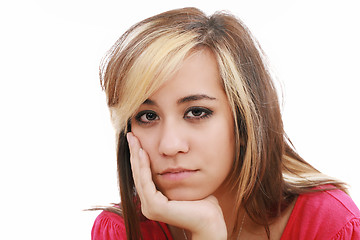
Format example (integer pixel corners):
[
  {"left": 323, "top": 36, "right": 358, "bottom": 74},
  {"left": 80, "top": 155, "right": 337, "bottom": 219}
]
[{"left": 1, "top": 0, "right": 359, "bottom": 239}]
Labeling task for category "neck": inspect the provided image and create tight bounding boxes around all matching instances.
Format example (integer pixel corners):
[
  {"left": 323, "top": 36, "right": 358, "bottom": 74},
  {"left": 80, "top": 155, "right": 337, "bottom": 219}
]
[
  {"left": 213, "top": 187, "right": 242, "bottom": 238},
  {"left": 215, "top": 189, "right": 298, "bottom": 239}
]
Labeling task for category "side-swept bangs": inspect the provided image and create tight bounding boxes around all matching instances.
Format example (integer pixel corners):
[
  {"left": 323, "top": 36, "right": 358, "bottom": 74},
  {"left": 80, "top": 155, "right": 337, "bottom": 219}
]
[{"left": 100, "top": 16, "right": 205, "bottom": 134}]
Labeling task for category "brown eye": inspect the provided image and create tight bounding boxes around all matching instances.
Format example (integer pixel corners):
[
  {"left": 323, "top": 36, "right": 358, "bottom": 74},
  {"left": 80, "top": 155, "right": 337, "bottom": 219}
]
[
  {"left": 184, "top": 107, "right": 213, "bottom": 119},
  {"left": 144, "top": 112, "right": 157, "bottom": 121},
  {"left": 135, "top": 110, "right": 159, "bottom": 124},
  {"left": 188, "top": 109, "right": 205, "bottom": 117}
]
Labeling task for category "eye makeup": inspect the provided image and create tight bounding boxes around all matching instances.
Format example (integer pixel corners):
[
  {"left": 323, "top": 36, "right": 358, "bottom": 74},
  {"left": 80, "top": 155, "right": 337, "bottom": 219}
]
[
  {"left": 134, "top": 105, "right": 214, "bottom": 126},
  {"left": 134, "top": 110, "right": 159, "bottom": 124},
  {"left": 184, "top": 106, "right": 213, "bottom": 120}
]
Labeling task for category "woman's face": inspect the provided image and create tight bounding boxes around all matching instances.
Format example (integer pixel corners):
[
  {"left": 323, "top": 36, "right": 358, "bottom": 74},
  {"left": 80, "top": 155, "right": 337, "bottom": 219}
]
[{"left": 131, "top": 49, "right": 235, "bottom": 201}]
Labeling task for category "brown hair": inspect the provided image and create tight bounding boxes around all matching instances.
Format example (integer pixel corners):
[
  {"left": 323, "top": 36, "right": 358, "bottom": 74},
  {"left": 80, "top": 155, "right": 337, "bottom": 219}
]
[{"left": 99, "top": 7, "right": 346, "bottom": 239}]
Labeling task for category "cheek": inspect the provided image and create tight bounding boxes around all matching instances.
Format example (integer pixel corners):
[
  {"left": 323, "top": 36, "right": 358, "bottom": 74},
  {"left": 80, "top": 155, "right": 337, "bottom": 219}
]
[
  {"left": 211, "top": 118, "right": 235, "bottom": 167},
  {"left": 209, "top": 116, "right": 235, "bottom": 149},
  {"left": 131, "top": 126, "right": 158, "bottom": 165},
  {"left": 132, "top": 127, "right": 152, "bottom": 151}
]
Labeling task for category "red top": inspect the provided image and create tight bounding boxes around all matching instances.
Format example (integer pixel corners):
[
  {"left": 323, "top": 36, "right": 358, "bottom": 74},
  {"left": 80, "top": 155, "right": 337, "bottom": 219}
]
[
  {"left": 280, "top": 187, "right": 360, "bottom": 239},
  {"left": 92, "top": 188, "right": 360, "bottom": 239}
]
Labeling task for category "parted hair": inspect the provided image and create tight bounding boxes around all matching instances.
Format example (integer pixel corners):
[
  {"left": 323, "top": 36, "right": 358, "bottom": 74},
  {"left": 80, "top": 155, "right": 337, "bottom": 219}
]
[{"left": 99, "top": 7, "right": 346, "bottom": 239}]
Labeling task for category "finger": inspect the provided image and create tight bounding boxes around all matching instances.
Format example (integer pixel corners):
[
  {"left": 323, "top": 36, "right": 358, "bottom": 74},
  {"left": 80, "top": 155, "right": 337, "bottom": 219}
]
[
  {"left": 126, "top": 133, "right": 143, "bottom": 194},
  {"left": 127, "top": 133, "right": 163, "bottom": 204},
  {"left": 127, "top": 133, "right": 226, "bottom": 236},
  {"left": 164, "top": 196, "right": 225, "bottom": 233},
  {"left": 126, "top": 132, "right": 139, "bottom": 156},
  {"left": 137, "top": 147, "right": 158, "bottom": 198},
  {"left": 138, "top": 148, "right": 156, "bottom": 193}
]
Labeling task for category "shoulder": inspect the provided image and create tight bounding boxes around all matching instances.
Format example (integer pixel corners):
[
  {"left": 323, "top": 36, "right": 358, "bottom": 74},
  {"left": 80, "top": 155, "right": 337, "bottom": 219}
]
[
  {"left": 91, "top": 210, "right": 172, "bottom": 240},
  {"left": 91, "top": 211, "right": 126, "bottom": 240},
  {"left": 282, "top": 186, "right": 360, "bottom": 240}
]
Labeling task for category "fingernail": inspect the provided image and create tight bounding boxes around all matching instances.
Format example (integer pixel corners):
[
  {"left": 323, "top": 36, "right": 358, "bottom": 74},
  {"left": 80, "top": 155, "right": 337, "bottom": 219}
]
[
  {"left": 126, "top": 133, "right": 133, "bottom": 145},
  {"left": 139, "top": 148, "right": 144, "bottom": 158}
]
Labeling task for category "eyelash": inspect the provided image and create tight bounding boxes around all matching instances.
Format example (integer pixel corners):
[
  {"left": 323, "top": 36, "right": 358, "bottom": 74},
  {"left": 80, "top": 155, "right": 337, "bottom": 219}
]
[
  {"left": 134, "top": 107, "right": 213, "bottom": 124},
  {"left": 184, "top": 107, "right": 213, "bottom": 120}
]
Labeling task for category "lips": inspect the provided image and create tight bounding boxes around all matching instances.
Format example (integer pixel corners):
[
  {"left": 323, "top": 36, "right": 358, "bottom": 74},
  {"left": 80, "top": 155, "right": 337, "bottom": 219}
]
[{"left": 158, "top": 168, "right": 198, "bottom": 181}]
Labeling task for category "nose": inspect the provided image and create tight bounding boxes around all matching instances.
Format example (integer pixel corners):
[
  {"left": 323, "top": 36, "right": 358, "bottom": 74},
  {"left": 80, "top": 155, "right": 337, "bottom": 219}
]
[{"left": 158, "top": 120, "right": 189, "bottom": 157}]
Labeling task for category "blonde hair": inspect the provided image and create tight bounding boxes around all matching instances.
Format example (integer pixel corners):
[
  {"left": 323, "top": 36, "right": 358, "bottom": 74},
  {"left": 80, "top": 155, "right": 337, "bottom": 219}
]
[{"left": 100, "top": 7, "right": 346, "bottom": 239}]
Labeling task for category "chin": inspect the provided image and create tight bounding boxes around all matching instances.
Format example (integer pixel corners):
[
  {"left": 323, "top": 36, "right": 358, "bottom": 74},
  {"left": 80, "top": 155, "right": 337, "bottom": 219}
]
[{"left": 163, "top": 189, "right": 209, "bottom": 201}]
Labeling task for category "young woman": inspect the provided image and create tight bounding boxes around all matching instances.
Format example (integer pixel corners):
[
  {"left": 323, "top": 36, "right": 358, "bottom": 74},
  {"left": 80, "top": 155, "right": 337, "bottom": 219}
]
[{"left": 92, "top": 7, "right": 360, "bottom": 240}]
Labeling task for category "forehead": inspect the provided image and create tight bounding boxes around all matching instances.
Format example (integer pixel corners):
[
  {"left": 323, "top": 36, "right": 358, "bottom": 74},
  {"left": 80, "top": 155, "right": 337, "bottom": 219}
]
[{"left": 148, "top": 48, "right": 224, "bottom": 101}]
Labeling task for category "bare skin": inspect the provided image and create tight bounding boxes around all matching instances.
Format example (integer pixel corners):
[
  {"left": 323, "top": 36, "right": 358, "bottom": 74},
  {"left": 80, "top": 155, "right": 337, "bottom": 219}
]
[
  {"left": 127, "top": 133, "right": 295, "bottom": 239},
  {"left": 126, "top": 49, "right": 296, "bottom": 239},
  {"left": 127, "top": 133, "right": 227, "bottom": 239}
]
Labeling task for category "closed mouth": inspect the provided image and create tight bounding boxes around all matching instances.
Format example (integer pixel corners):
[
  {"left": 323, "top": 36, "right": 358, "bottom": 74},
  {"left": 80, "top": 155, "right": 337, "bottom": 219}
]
[
  {"left": 159, "top": 168, "right": 198, "bottom": 175},
  {"left": 158, "top": 168, "right": 199, "bottom": 180}
]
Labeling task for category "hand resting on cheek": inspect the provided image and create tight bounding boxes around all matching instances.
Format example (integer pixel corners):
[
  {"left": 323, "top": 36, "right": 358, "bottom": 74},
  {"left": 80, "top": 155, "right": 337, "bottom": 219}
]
[{"left": 127, "top": 132, "right": 227, "bottom": 240}]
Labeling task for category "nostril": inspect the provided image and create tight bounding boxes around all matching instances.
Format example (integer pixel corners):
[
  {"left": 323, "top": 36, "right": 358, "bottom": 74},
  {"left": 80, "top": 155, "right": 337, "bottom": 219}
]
[
  {"left": 158, "top": 137, "right": 189, "bottom": 156},
  {"left": 158, "top": 122, "right": 189, "bottom": 156}
]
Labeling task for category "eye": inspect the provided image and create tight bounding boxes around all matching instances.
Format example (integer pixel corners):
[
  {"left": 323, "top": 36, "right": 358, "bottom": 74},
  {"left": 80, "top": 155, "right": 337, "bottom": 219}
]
[
  {"left": 135, "top": 110, "right": 159, "bottom": 124},
  {"left": 184, "top": 107, "right": 213, "bottom": 120}
]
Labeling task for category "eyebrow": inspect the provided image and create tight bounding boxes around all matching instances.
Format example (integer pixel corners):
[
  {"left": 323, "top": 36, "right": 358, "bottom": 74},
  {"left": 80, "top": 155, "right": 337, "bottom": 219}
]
[
  {"left": 142, "top": 94, "right": 217, "bottom": 105},
  {"left": 177, "top": 94, "right": 217, "bottom": 104}
]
